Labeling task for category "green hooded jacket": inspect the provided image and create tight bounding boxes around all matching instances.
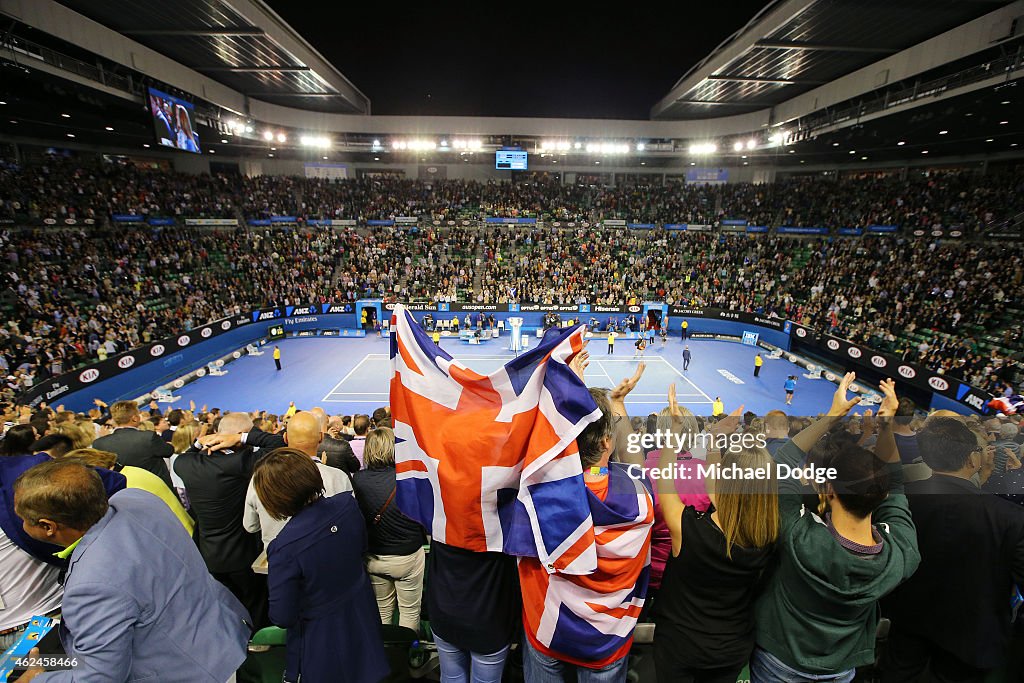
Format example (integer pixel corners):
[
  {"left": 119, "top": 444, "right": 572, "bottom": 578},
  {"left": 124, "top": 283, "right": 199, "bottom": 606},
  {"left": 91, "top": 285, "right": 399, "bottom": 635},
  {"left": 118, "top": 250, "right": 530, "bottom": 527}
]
[{"left": 754, "top": 440, "right": 921, "bottom": 674}]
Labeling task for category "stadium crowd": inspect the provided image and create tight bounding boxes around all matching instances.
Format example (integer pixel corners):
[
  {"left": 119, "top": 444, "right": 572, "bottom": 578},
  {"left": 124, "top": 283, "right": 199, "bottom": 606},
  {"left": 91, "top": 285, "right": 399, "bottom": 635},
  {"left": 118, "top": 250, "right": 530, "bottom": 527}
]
[
  {"left": 1, "top": 160, "right": 1021, "bottom": 401},
  {"left": 1, "top": 361, "right": 1022, "bottom": 682},
  {"left": 2, "top": 157, "right": 1023, "bottom": 228}
]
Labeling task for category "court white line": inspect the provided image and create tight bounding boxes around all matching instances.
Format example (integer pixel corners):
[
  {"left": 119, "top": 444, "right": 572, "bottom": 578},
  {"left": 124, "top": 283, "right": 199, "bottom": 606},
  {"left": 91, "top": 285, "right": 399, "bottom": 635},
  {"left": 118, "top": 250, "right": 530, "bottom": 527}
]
[
  {"left": 590, "top": 360, "right": 616, "bottom": 386},
  {"left": 321, "top": 356, "right": 375, "bottom": 402},
  {"left": 662, "top": 361, "right": 715, "bottom": 402}
]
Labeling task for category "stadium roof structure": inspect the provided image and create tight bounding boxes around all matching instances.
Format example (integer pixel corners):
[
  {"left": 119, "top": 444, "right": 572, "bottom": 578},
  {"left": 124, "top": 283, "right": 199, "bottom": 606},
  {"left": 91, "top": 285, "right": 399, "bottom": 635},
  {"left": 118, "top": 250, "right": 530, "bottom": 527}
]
[
  {"left": 652, "top": 0, "right": 1016, "bottom": 120},
  {"left": 52, "top": 0, "right": 370, "bottom": 115}
]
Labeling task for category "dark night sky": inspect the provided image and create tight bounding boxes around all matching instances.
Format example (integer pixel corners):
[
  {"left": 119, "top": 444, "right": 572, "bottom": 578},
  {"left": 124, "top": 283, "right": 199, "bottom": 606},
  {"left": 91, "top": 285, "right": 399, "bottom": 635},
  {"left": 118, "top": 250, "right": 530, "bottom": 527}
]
[{"left": 264, "top": 1, "right": 772, "bottom": 119}]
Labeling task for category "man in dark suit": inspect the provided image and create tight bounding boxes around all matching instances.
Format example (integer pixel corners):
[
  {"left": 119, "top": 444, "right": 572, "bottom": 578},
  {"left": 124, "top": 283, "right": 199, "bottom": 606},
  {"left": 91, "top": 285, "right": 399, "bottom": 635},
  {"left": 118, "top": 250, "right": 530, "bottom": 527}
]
[
  {"left": 310, "top": 407, "right": 359, "bottom": 474},
  {"left": 201, "top": 408, "right": 359, "bottom": 475},
  {"left": 174, "top": 411, "right": 267, "bottom": 628},
  {"left": 882, "top": 417, "right": 1024, "bottom": 683},
  {"left": 161, "top": 408, "right": 185, "bottom": 443},
  {"left": 93, "top": 400, "right": 174, "bottom": 489}
]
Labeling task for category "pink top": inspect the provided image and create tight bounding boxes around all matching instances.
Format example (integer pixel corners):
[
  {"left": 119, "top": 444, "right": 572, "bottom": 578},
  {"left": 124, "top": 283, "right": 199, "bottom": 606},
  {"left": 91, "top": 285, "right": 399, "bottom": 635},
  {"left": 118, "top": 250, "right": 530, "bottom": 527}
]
[{"left": 643, "top": 450, "right": 711, "bottom": 590}]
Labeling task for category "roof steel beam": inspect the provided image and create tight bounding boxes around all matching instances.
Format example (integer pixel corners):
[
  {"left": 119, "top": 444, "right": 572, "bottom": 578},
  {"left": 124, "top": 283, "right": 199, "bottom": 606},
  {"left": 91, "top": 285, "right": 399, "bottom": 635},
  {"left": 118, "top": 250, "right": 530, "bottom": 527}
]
[
  {"left": 707, "top": 75, "right": 827, "bottom": 85},
  {"left": 756, "top": 40, "right": 898, "bottom": 54},
  {"left": 123, "top": 28, "right": 265, "bottom": 36}
]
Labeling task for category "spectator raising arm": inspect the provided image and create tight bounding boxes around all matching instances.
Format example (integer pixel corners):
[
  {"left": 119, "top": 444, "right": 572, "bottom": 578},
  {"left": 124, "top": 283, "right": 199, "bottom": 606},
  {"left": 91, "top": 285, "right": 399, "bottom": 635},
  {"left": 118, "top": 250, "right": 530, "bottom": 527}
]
[{"left": 609, "top": 362, "right": 646, "bottom": 466}]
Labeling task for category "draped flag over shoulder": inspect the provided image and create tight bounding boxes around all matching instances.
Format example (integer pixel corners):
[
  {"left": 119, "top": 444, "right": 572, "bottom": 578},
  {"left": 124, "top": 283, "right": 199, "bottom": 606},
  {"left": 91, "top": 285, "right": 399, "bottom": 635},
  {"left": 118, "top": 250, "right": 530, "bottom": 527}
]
[
  {"left": 519, "top": 463, "right": 654, "bottom": 667},
  {"left": 390, "top": 304, "right": 603, "bottom": 574}
]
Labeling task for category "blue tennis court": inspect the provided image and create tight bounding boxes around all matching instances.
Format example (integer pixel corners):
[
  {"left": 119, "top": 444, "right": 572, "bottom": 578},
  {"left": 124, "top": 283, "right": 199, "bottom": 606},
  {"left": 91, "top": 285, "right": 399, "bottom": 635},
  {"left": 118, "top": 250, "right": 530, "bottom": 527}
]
[{"left": 171, "top": 333, "right": 853, "bottom": 418}]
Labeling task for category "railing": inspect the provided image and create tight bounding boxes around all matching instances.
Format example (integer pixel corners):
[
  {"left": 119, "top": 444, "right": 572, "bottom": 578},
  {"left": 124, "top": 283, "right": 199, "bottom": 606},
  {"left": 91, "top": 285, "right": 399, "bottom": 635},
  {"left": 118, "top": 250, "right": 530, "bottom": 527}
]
[
  {"left": 791, "top": 44, "right": 1024, "bottom": 138},
  {"left": 0, "top": 34, "right": 134, "bottom": 95}
]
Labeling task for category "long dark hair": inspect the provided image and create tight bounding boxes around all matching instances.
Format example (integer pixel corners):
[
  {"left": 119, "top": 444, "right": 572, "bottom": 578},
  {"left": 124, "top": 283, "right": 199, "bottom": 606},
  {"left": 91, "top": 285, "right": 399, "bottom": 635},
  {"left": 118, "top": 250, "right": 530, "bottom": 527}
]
[{"left": 1, "top": 424, "right": 37, "bottom": 457}]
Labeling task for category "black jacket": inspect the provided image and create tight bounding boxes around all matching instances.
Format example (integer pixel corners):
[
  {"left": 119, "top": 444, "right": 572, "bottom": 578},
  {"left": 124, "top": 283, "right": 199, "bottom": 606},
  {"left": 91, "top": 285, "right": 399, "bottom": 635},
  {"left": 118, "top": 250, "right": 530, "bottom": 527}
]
[
  {"left": 352, "top": 467, "right": 426, "bottom": 555},
  {"left": 884, "top": 474, "right": 1024, "bottom": 668},
  {"left": 173, "top": 444, "right": 264, "bottom": 573},
  {"left": 245, "top": 428, "right": 359, "bottom": 474},
  {"left": 93, "top": 428, "right": 174, "bottom": 489}
]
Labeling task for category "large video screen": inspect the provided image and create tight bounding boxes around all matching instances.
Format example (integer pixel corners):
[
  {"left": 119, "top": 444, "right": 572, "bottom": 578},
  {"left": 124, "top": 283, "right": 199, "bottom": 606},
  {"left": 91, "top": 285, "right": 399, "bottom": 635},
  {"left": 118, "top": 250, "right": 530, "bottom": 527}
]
[
  {"left": 496, "top": 150, "right": 528, "bottom": 170},
  {"left": 148, "top": 87, "right": 201, "bottom": 154}
]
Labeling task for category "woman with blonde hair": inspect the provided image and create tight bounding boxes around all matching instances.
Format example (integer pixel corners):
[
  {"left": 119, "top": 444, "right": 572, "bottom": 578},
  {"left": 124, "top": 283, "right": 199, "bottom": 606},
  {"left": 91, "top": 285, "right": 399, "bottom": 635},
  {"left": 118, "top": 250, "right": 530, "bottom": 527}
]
[
  {"left": 352, "top": 427, "right": 427, "bottom": 631},
  {"left": 169, "top": 423, "right": 203, "bottom": 509},
  {"left": 55, "top": 421, "right": 95, "bottom": 451},
  {"left": 653, "top": 385, "right": 779, "bottom": 683}
]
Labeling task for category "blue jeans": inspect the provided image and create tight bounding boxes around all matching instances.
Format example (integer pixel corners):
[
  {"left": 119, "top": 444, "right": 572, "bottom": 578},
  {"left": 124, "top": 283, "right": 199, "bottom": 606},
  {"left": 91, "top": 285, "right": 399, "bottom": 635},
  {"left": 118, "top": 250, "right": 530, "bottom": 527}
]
[
  {"left": 523, "top": 634, "right": 630, "bottom": 683},
  {"left": 434, "top": 633, "right": 509, "bottom": 683},
  {"left": 750, "top": 647, "right": 854, "bottom": 683}
]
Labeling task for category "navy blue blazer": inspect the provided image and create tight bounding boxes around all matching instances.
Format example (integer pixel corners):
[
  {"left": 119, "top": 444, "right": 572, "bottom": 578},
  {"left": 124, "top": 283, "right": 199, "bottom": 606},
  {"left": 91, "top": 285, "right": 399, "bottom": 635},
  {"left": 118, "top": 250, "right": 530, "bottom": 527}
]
[{"left": 268, "top": 493, "right": 389, "bottom": 683}]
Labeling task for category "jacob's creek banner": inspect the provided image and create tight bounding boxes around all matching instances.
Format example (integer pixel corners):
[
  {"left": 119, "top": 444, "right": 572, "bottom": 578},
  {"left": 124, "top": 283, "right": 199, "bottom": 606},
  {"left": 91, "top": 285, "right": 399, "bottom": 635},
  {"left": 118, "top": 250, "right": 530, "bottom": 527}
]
[
  {"left": 668, "top": 307, "right": 786, "bottom": 331},
  {"left": 21, "top": 314, "right": 253, "bottom": 409},
  {"left": 788, "top": 323, "right": 988, "bottom": 413}
]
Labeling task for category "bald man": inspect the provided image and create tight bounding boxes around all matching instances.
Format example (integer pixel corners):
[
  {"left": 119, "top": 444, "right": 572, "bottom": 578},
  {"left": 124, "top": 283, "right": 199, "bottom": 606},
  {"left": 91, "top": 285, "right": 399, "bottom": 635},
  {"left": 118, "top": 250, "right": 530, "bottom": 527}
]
[
  {"left": 201, "top": 409, "right": 356, "bottom": 474},
  {"left": 242, "top": 413, "right": 352, "bottom": 547},
  {"left": 309, "top": 407, "right": 359, "bottom": 474}
]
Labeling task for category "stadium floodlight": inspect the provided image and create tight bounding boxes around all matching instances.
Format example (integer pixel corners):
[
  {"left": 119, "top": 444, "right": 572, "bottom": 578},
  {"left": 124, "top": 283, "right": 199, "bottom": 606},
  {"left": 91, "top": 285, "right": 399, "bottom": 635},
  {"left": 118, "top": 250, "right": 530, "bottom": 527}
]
[
  {"left": 733, "top": 141, "right": 744, "bottom": 152},
  {"left": 559, "top": 141, "right": 571, "bottom": 151},
  {"left": 636, "top": 142, "right": 645, "bottom": 152},
  {"left": 263, "top": 131, "right": 274, "bottom": 141},
  {"left": 244, "top": 125, "right": 253, "bottom": 133},
  {"left": 897, "top": 141, "right": 906, "bottom": 146},
  {"left": 300, "top": 135, "right": 331, "bottom": 148},
  {"left": 467, "top": 139, "right": 482, "bottom": 150},
  {"left": 372, "top": 139, "right": 380, "bottom": 147},
  {"left": 768, "top": 133, "right": 783, "bottom": 145},
  {"left": 277, "top": 133, "right": 287, "bottom": 143},
  {"left": 746, "top": 139, "right": 756, "bottom": 150},
  {"left": 688, "top": 142, "right": 717, "bottom": 155},
  {"left": 586, "top": 143, "right": 598, "bottom": 153},
  {"left": 574, "top": 142, "right": 582, "bottom": 150}
]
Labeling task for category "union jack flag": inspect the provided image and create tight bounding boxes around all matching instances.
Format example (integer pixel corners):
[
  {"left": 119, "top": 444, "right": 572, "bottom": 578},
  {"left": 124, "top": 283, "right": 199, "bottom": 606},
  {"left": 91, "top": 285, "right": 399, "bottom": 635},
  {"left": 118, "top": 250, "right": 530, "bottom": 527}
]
[
  {"left": 390, "top": 304, "right": 602, "bottom": 574},
  {"left": 519, "top": 463, "right": 654, "bottom": 667}
]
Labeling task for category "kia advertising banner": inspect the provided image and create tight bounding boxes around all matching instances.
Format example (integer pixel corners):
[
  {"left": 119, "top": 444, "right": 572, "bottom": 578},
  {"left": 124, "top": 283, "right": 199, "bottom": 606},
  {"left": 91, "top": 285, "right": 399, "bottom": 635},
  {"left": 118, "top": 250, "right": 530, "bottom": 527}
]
[
  {"left": 20, "top": 315, "right": 252, "bottom": 408},
  {"left": 789, "top": 323, "right": 986, "bottom": 413}
]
